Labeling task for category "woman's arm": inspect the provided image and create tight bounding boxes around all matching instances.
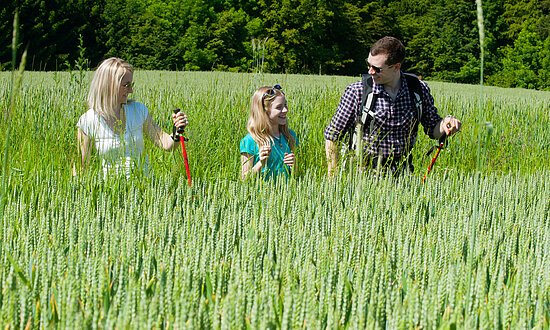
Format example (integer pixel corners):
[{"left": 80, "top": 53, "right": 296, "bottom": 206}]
[
  {"left": 144, "top": 112, "right": 188, "bottom": 151},
  {"left": 144, "top": 114, "right": 175, "bottom": 150},
  {"left": 77, "top": 128, "right": 92, "bottom": 169}
]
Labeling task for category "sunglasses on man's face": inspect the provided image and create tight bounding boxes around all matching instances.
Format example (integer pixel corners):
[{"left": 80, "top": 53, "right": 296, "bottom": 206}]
[
  {"left": 367, "top": 62, "right": 394, "bottom": 74},
  {"left": 262, "top": 84, "right": 283, "bottom": 101}
]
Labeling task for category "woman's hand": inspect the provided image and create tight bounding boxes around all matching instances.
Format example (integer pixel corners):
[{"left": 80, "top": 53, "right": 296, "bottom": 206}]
[
  {"left": 283, "top": 152, "right": 295, "bottom": 167},
  {"left": 172, "top": 111, "right": 189, "bottom": 129}
]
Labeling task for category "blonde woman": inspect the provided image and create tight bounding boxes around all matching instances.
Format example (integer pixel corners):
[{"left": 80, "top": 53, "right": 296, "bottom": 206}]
[
  {"left": 76, "top": 57, "right": 188, "bottom": 177},
  {"left": 240, "top": 85, "right": 298, "bottom": 180}
]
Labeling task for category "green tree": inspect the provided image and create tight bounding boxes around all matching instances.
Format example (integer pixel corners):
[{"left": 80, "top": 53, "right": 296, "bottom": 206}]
[
  {"left": 1, "top": 0, "right": 104, "bottom": 70},
  {"left": 488, "top": 25, "right": 548, "bottom": 90},
  {"left": 257, "top": 0, "right": 363, "bottom": 74},
  {"left": 174, "top": 0, "right": 218, "bottom": 70},
  {"left": 1, "top": 0, "right": 548, "bottom": 90},
  {"left": 100, "top": 0, "right": 135, "bottom": 64},
  {"left": 207, "top": 8, "right": 252, "bottom": 71},
  {"left": 127, "top": 1, "right": 180, "bottom": 69},
  {"left": 426, "top": 0, "right": 479, "bottom": 83},
  {"left": 487, "top": 0, "right": 550, "bottom": 90}
]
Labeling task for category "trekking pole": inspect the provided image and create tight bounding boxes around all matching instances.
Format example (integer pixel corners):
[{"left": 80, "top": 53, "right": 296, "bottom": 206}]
[
  {"left": 422, "top": 133, "right": 447, "bottom": 184},
  {"left": 173, "top": 108, "right": 191, "bottom": 187}
]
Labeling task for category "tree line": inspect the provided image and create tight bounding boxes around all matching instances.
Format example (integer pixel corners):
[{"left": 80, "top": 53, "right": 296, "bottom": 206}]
[{"left": 2, "top": 0, "right": 549, "bottom": 90}]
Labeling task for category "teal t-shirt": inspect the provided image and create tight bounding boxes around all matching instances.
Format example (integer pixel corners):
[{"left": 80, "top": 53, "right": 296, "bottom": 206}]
[{"left": 240, "top": 130, "right": 298, "bottom": 180}]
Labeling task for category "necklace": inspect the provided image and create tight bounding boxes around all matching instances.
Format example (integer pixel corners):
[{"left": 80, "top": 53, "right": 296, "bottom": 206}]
[{"left": 273, "top": 135, "right": 283, "bottom": 147}]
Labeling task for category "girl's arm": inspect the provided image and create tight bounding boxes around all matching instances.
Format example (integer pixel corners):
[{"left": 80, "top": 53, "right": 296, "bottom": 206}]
[
  {"left": 241, "top": 145, "right": 271, "bottom": 179},
  {"left": 241, "top": 153, "right": 256, "bottom": 179},
  {"left": 241, "top": 153, "right": 265, "bottom": 179}
]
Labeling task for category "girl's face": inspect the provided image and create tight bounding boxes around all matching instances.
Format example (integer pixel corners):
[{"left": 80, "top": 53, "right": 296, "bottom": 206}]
[
  {"left": 267, "top": 95, "right": 288, "bottom": 126},
  {"left": 118, "top": 71, "right": 133, "bottom": 105}
]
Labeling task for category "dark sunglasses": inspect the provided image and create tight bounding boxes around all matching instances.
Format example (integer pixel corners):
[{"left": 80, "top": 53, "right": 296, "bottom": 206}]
[
  {"left": 262, "top": 84, "right": 283, "bottom": 101},
  {"left": 366, "top": 62, "right": 394, "bottom": 74}
]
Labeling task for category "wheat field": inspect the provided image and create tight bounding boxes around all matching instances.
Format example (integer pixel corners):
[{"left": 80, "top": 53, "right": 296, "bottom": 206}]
[{"left": 0, "top": 71, "right": 549, "bottom": 328}]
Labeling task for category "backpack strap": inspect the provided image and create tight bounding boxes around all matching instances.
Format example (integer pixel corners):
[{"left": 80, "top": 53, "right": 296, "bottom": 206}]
[
  {"left": 350, "top": 74, "right": 377, "bottom": 154},
  {"left": 403, "top": 73, "right": 423, "bottom": 124},
  {"left": 348, "top": 73, "right": 423, "bottom": 159}
]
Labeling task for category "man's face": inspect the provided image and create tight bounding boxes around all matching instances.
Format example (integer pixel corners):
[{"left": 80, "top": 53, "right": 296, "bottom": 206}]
[{"left": 367, "top": 53, "right": 400, "bottom": 85}]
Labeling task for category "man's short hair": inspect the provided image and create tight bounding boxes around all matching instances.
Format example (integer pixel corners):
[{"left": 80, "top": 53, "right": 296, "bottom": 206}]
[{"left": 370, "top": 36, "right": 405, "bottom": 66}]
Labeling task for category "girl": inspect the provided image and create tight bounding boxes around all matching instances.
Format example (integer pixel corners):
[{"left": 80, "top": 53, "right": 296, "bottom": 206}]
[
  {"left": 76, "top": 57, "right": 188, "bottom": 177},
  {"left": 240, "top": 85, "right": 297, "bottom": 180}
]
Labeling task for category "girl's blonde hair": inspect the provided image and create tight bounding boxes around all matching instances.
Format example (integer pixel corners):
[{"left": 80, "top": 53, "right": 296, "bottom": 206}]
[
  {"left": 87, "top": 57, "right": 133, "bottom": 123},
  {"left": 247, "top": 86, "right": 296, "bottom": 150}
]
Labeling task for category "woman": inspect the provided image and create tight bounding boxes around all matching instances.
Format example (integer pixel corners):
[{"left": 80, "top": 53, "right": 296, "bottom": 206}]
[
  {"left": 240, "top": 84, "right": 297, "bottom": 180},
  {"left": 76, "top": 57, "right": 188, "bottom": 177}
]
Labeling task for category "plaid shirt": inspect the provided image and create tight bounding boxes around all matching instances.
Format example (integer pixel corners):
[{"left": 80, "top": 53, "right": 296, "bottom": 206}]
[{"left": 324, "top": 73, "right": 442, "bottom": 158}]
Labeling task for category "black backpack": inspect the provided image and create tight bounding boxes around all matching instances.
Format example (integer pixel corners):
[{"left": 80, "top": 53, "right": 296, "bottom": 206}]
[{"left": 347, "top": 73, "right": 424, "bottom": 158}]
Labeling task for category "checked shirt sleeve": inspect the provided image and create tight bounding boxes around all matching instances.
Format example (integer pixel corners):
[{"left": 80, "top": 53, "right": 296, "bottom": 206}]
[
  {"left": 324, "top": 82, "right": 362, "bottom": 142},
  {"left": 419, "top": 81, "right": 443, "bottom": 139}
]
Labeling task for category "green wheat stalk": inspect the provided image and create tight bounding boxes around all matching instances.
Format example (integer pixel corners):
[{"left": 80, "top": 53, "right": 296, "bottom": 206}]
[{"left": 1, "top": 10, "right": 27, "bottom": 217}]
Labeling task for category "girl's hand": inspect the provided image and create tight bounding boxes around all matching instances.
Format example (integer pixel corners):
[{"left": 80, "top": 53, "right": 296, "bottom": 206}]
[
  {"left": 259, "top": 145, "right": 272, "bottom": 166},
  {"left": 172, "top": 111, "right": 189, "bottom": 128},
  {"left": 283, "top": 152, "right": 295, "bottom": 167}
]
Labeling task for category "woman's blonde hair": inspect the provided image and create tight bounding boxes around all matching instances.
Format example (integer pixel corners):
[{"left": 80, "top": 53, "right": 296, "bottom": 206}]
[
  {"left": 247, "top": 86, "right": 296, "bottom": 150},
  {"left": 87, "top": 57, "right": 133, "bottom": 123}
]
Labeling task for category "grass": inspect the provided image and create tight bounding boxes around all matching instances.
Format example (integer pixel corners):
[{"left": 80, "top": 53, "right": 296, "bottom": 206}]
[
  {"left": 0, "top": 70, "right": 549, "bottom": 328},
  {"left": 1, "top": 71, "right": 549, "bottom": 181}
]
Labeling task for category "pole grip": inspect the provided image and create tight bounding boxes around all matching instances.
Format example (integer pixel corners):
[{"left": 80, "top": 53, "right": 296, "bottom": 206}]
[{"left": 173, "top": 108, "right": 185, "bottom": 134}]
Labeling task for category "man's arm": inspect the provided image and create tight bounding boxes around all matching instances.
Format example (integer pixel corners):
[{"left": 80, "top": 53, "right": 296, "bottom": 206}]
[
  {"left": 324, "top": 82, "right": 362, "bottom": 176},
  {"left": 417, "top": 81, "right": 461, "bottom": 139},
  {"left": 325, "top": 140, "right": 339, "bottom": 177}
]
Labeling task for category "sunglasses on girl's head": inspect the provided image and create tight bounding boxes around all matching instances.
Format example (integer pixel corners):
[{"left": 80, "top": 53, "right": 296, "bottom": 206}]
[{"left": 262, "top": 84, "right": 283, "bottom": 100}]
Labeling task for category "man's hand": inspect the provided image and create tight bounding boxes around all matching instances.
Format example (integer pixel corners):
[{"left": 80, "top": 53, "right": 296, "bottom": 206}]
[{"left": 434, "top": 115, "right": 461, "bottom": 139}]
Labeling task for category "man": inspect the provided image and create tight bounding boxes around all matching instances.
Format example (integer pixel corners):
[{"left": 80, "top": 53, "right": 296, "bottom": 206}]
[{"left": 324, "top": 36, "right": 461, "bottom": 176}]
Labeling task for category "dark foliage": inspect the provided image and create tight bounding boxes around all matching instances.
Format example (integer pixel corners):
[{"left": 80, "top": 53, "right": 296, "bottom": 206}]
[{"left": 1, "top": 0, "right": 549, "bottom": 89}]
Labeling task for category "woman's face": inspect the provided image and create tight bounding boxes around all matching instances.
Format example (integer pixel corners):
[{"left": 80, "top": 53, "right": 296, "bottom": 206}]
[
  {"left": 267, "top": 95, "right": 288, "bottom": 126},
  {"left": 118, "top": 71, "right": 133, "bottom": 105}
]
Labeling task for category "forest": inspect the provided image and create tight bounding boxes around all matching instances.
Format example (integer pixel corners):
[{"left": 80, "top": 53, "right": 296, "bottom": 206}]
[{"left": 1, "top": 0, "right": 549, "bottom": 90}]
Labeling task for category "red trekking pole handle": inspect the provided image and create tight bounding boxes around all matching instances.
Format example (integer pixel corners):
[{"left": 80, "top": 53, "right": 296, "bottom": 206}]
[{"left": 173, "top": 108, "right": 191, "bottom": 186}]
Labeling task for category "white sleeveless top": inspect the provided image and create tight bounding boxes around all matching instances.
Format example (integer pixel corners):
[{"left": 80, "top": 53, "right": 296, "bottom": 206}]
[{"left": 77, "top": 101, "right": 150, "bottom": 177}]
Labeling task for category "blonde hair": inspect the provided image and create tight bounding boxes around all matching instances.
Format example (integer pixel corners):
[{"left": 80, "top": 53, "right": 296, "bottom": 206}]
[
  {"left": 247, "top": 86, "right": 296, "bottom": 150},
  {"left": 87, "top": 57, "right": 133, "bottom": 123}
]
